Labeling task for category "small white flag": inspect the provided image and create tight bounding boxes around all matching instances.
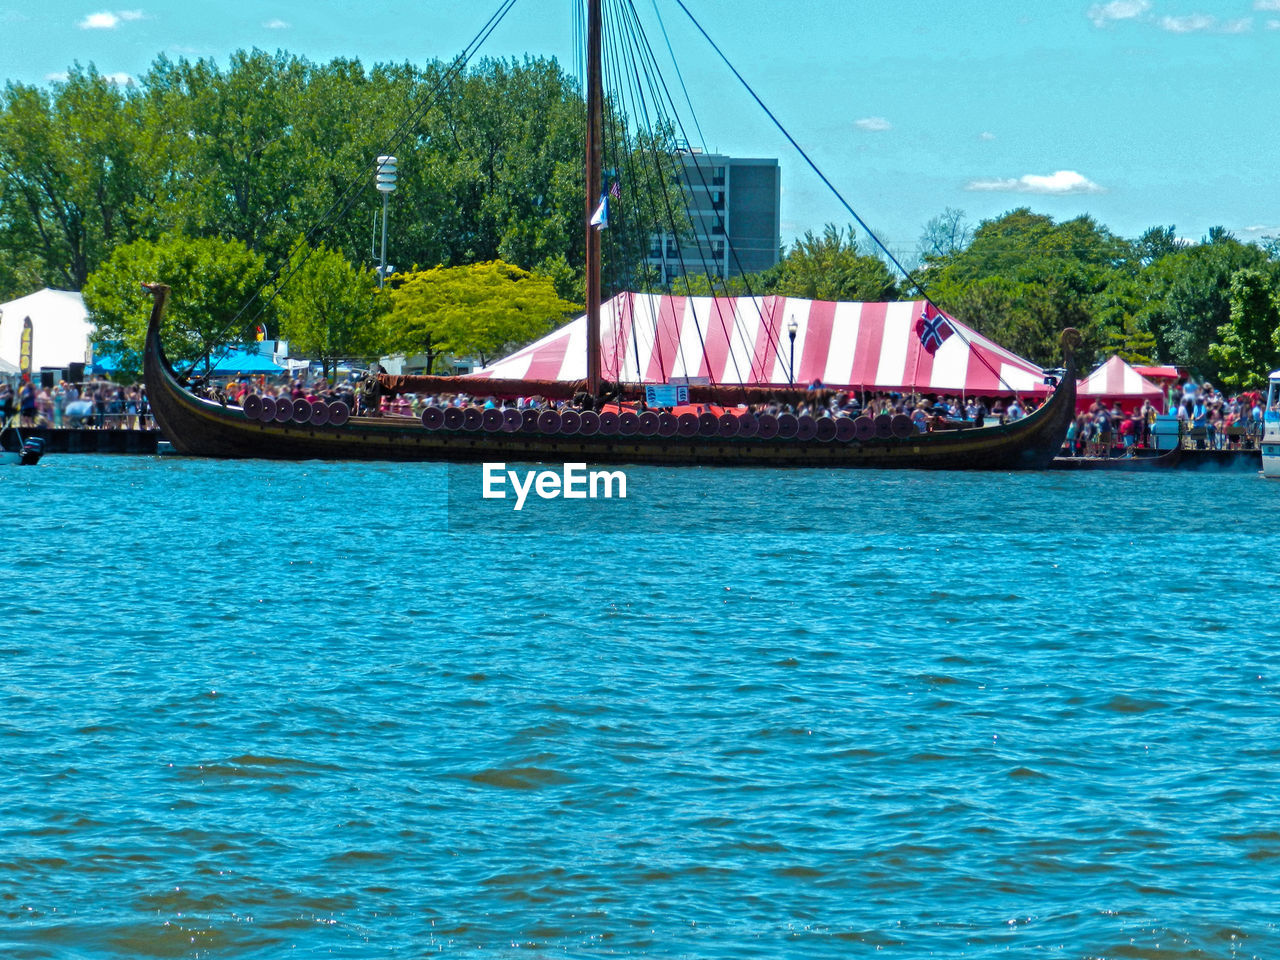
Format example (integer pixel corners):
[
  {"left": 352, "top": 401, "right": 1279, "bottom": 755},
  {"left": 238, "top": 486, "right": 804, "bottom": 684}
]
[{"left": 589, "top": 193, "right": 609, "bottom": 230}]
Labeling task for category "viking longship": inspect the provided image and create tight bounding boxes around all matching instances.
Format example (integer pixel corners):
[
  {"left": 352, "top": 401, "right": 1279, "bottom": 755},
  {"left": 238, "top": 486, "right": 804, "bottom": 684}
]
[{"left": 142, "top": 0, "right": 1077, "bottom": 468}]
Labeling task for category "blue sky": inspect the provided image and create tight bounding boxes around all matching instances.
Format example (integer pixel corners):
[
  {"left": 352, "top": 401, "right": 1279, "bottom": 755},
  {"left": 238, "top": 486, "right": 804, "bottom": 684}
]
[{"left": 2, "top": 0, "right": 1278, "bottom": 255}]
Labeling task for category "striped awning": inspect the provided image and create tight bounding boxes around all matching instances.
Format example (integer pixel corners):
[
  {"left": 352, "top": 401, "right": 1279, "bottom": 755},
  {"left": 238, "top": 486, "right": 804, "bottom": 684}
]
[
  {"left": 1078, "top": 356, "right": 1164, "bottom": 405},
  {"left": 471, "top": 293, "right": 1049, "bottom": 396}
]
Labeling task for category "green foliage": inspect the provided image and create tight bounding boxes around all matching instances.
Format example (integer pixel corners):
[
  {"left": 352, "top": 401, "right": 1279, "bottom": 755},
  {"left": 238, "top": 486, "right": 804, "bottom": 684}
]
[
  {"left": 386, "top": 260, "right": 579, "bottom": 369},
  {"left": 276, "top": 243, "right": 388, "bottom": 377},
  {"left": 772, "top": 225, "right": 899, "bottom": 301},
  {"left": 923, "top": 208, "right": 1127, "bottom": 366},
  {"left": 673, "top": 224, "right": 897, "bottom": 302},
  {"left": 82, "top": 232, "right": 271, "bottom": 375},
  {"left": 0, "top": 66, "right": 153, "bottom": 289},
  {"left": 1208, "top": 268, "right": 1280, "bottom": 390}
]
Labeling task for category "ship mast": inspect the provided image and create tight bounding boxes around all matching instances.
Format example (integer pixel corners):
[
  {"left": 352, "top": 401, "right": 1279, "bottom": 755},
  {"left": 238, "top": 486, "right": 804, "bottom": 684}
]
[{"left": 584, "top": 0, "right": 603, "bottom": 396}]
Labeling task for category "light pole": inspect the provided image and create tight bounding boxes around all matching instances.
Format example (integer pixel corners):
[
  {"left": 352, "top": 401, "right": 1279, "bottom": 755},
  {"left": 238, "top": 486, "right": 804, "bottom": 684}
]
[
  {"left": 375, "top": 155, "right": 397, "bottom": 288},
  {"left": 787, "top": 316, "right": 798, "bottom": 385}
]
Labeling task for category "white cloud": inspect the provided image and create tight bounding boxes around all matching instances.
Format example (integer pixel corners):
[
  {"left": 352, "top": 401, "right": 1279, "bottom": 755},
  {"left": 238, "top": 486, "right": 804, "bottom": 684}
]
[
  {"left": 45, "top": 71, "right": 69, "bottom": 83},
  {"left": 1254, "top": 0, "right": 1280, "bottom": 10},
  {"left": 966, "top": 170, "right": 1104, "bottom": 195},
  {"left": 103, "top": 72, "right": 134, "bottom": 85},
  {"left": 1087, "top": 0, "right": 1151, "bottom": 27},
  {"left": 978, "top": 131, "right": 996, "bottom": 141},
  {"left": 855, "top": 117, "right": 892, "bottom": 132},
  {"left": 78, "top": 8, "right": 144, "bottom": 29},
  {"left": 1244, "top": 225, "right": 1280, "bottom": 234},
  {"left": 1269, "top": 19, "right": 1280, "bottom": 29},
  {"left": 263, "top": 18, "right": 290, "bottom": 29},
  {"left": 1158, "top": 13, "right": 1251, "bottom": 32},
  {"left": 79, "top": 11, "right": 120, "bottom": 28}
]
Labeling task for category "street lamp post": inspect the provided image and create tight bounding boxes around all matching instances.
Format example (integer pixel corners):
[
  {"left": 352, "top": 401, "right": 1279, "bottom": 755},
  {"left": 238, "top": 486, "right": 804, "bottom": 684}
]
[
  {"left": 375, "top": 155, "right": 398, "bottom": 288},
  {"left": 787, "top": 316, "right": 798, "bottom": 385}
]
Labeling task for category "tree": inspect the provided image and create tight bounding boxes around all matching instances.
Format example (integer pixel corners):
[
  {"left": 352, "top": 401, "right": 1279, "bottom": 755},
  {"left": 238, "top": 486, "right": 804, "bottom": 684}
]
[
  {"left": 916, "top": 207, "right": 972, "bottom": 266},
  {"left": 0, "top": 66, "right": 153, "bottom": 289},
  {"left": 386, "top": 260, "right": 578, "bottom": 370},
  {"left": 770, "top": 224, "right": 899, "bottom": 301},
  {"left": 1208, "top": 268, "right": 1280, "bottom": 390},
  {"left": 1137, "top": 236, "right": 1268, "bottom": 376},
  {"left": 82, "top": 232, "right": 272, "bottom": 376},
  {"left": 275, "top": 243, "right": 387, "bottom": 379}
]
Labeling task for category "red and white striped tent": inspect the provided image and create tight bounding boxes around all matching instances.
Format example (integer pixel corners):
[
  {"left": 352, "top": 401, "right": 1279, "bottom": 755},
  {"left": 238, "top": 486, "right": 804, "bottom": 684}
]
[
  {"left": 471, "top": 293, "right": 1049, "bottom": 396},
  {"left": 1076, "top": 355, "right": 1165, "bottom": 413}
]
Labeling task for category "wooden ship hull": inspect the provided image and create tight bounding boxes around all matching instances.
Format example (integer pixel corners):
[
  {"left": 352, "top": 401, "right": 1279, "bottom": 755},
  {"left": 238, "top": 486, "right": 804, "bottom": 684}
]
[{"left": 143, "top": 286, "right": 1077, "bottom": 469}]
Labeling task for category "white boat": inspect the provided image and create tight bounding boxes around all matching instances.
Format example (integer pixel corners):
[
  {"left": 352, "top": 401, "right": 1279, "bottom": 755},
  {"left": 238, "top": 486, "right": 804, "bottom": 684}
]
[{"left": 1263, "top": 370, "right": 1280, "bottom": 479}]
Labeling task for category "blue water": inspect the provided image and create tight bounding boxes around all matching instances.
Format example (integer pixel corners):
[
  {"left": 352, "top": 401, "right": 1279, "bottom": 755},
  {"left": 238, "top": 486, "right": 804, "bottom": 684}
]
[{"left": 1, "top": 456, "right": 1277, "bottom": 958}]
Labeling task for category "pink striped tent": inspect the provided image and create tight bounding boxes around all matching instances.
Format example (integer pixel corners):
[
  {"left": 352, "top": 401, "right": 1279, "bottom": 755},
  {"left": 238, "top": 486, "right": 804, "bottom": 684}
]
[
  {"left": 470, "top": 293, "right": 1050, "bottom": 396},
  {"left": 1077, "top": 356, "right": 1165, "bottom": 413}
]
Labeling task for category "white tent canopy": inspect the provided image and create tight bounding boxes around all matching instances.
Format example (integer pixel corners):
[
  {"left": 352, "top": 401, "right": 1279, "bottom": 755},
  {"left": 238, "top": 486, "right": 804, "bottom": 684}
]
[{"left": 0, "top": 289, "right": 93, "bottom": 373}]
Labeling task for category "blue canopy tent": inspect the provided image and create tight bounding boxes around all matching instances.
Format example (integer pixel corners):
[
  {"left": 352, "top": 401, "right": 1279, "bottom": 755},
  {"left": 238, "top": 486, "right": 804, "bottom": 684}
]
[{"left": 207, "top": 346, "right": 287, "bottom": 376}]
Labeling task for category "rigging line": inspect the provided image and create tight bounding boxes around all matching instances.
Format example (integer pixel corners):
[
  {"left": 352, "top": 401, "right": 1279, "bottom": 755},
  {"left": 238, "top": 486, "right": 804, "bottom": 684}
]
[
  {"left": 621, "top": 0, "right": 782, "bottom": 386},
  {"left": 648, "top": 0, "right": 706, "bottom": 152},
  {"left": 670, "top": 0, "right": 1022, "bottom": 399},
  {"left": 613, "top": 16, "right": 714, "bottom": 390},
  {"left": 601, "top": 0, "right": 635, "bottom": 382},
  {"left": 598, "top": 43, "right": 645, "bottom": 384},
  {"left": 605, "top": 18, "right": 668, "bottom": 384},
  {"left": 618, "top": 1, "right": 764, "bottom": 393},
  {"left": 609, "top": 3, "right": 697, "bottom": 386},
  {"left": 184, "top": 0, "right": 522, "bottom": 377}
]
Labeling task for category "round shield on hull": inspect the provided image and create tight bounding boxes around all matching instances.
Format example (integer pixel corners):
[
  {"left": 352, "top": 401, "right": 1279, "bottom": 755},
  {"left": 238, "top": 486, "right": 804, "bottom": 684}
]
[
  {"left": 775, "top": 413, "right": 799, "bottom": 439},
  {"left": 502, "top": 408, "right": 523, "bottom": 432},
  {"left": 482, "top": 408, "right": 505, "bottom": 432},
  {"left": 328, "top": 401, "right": 350, "bottom": 426},
  {"left": 718, "top": 413, "right": 740, "bottom": 438},
  {"left": 462, "top": 407, "right": 484, "bottom": 431},
  {"left": 598, "top": 411, "right": 621, "bottom": 435},
  {"left": 521, "top": 409, "right": 541, "bottom": 432},
  {"left": 242, "top": 394, "right": 261, "bottom": 419},
  {"left": 835, "top": 416, "right": 857, "bottom": 442},
  {"left": 421, "top": 406, "right": 445, "bottom": 430},
  {"left": 698, "top": 412, "right": 720, "bottom": 437},
  {"left": 677, "top": 413, "right": 700, "bottom": 437},
  {"left": 274, "top": 399, "right": 294, "bottom": 423},
  {"left": 578, "top": 410, "right": 601, "bottom": 436},
  {"left": 559, "top": 409, "right": 581, "bottom": 434},
  {"left": 537, "top": 409, "right": 562, "bottom": 433},
  {"left": 292, "top": 399, "right": 312, "bottom": 424},
  {"left": 618, "top": 411, "right": 641, "bottom": 435},
  {"left": 737, "top": 413, "right": 759, "bottom": 438},
  {"left": 656, "top": 412, "right": 678, "bottom": 437},
  {"left": 637, "top": 411, "right": 660, "bottom": 436},
  {"left": 815, "top": 417, "right": 838, "bottom": 442},
  {"left": 444, "top": 406, "right": 466, "bottom": 430},
  {"left": 795, "top": 415, "right": 818, "bottom": 441},
  {"left": 873, "top": 414, "right": 894, "bottom": 439},
  {"left": 258, "top": 396, "right": 277, "bottom": 422},
  {"left": 756, "top": 413, "right": 779, "bottom": 439},
  {"left": 891, "top": 414, "right": 915, "bottom": 439},
  {"left": 310, "top": 401, "right": 331, "bottom": 426},
  {"left": 853, "top": 416, "right": 875, "bottom": 441}
]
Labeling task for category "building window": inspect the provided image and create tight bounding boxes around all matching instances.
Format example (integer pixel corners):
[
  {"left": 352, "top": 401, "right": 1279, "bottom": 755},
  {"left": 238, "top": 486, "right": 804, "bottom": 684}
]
[{"left": 711, "top": 167, "right": 725, "bottom": 186}]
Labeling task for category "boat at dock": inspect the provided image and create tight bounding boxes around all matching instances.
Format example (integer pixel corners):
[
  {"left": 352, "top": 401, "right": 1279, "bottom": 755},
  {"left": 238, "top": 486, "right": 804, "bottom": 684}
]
[
  {"left": 1262, "top": 370, "right": 1280, "bottom": 479},
  {"left": 142, "top": 0, "right": 1076, "bottom": 469}
]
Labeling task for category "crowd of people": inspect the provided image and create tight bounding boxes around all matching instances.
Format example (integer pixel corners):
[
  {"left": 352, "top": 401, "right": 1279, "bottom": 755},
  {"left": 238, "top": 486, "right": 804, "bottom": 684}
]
[
  {"left": 1063, "top": 381, "right": 1266, "bottom": 457},
  {"left": 3, "top": 371, "right": 1270, "bottom": 458},
  {"left": 0, "top": 379, "right": 150, "bottom": 429}
]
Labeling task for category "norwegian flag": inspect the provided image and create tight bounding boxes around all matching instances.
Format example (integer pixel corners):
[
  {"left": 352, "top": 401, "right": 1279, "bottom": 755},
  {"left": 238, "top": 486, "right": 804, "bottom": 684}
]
[{"left": 915, "top": 304, "right": 954, "bottom": 355}]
